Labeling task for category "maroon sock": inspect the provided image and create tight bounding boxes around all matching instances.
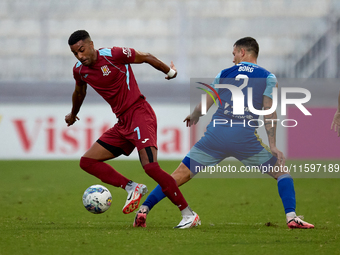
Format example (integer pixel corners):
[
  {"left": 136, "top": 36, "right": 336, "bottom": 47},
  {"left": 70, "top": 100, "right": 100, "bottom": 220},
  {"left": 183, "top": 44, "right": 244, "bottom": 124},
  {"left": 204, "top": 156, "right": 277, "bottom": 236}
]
[
  {"left": 143, "top": 162, "right": 188, "bottom": 210},
  {"left": 80, "top": 157, "right": 130, "bottom": 189}
]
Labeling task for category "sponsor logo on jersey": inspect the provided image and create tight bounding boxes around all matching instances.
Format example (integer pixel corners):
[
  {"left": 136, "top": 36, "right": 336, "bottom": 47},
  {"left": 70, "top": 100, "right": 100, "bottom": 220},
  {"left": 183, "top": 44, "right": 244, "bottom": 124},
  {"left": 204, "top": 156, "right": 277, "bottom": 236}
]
[
  {"left": 122, "top": 47, "right": 132, "bottom": 58},
  {"left": 101, "top": 65, "right": 111, "bottom": 76}
]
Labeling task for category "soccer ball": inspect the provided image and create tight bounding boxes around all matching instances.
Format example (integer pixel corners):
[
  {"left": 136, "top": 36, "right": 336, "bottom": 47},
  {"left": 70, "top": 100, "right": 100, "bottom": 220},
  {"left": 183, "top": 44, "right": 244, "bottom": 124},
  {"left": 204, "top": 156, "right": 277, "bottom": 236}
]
[{"left": 82, "top": 184, "right": 112, "bottom": 214}]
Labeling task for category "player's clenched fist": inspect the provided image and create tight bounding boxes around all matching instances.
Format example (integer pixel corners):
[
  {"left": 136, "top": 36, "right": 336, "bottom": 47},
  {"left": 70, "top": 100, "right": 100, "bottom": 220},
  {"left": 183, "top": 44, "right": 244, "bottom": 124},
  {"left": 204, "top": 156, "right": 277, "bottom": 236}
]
[{"left": 65, "top": 113, "right": 79, "bottom": 126}]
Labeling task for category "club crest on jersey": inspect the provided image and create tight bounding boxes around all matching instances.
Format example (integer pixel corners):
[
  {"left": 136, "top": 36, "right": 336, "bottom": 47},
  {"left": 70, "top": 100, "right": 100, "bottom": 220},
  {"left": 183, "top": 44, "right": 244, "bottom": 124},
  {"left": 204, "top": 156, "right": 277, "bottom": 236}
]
[{"left": 101, "top": 65, "right": 111, "bottom": 76}]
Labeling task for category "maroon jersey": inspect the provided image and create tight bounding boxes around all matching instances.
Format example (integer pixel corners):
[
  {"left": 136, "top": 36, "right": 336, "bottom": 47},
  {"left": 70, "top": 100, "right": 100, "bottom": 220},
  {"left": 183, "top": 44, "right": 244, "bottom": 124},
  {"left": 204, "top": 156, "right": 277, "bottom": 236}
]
[{"left": 73, "top": 47, "right": 144, "bottom": 117}]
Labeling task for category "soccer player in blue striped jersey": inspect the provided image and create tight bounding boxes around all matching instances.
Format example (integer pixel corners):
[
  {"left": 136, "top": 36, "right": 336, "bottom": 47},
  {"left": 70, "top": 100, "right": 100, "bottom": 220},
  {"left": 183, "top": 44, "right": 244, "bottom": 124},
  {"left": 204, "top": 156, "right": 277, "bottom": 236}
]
[{"left": 134, "top": 37, "right": 314, "bottom": 229}]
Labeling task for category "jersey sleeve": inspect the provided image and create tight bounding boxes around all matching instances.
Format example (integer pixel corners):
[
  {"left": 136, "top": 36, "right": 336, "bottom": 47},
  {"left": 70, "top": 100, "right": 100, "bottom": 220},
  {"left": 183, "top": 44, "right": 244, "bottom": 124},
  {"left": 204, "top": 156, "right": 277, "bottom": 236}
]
[
  {"left": 111, "top": 47, "right": 136, "bottom": 64},
  {"left": 73, "top": 63, "right": 84, "bottom": 86},
  {"left": 263, "top": 73, "right": 277, "bottom": 99},
  {"left": 209, "top": 71, "right": 222, "bottom": 93}
]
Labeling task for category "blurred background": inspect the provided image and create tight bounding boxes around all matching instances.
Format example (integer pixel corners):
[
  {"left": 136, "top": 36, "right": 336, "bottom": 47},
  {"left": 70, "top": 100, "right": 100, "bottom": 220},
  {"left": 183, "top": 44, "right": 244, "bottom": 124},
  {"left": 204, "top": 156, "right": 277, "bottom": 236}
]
[{"left": 0, "top": 0, "right": 340, "bottom": 159}]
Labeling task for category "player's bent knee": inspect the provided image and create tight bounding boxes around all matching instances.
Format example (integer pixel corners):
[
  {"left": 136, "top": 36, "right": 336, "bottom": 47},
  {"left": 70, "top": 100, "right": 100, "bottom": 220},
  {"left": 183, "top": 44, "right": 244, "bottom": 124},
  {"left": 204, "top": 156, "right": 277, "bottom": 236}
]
[
  {"left": 139, "top": 147, "right": 156, "bottom": 166},
  {"left": 80, "top": 156, "right": 96, "bottom": 171},
  {"left": 143, "top": 162, "right": 177, "bottom": 189},
  {"left": 142, "top": 162, "right": 159, "bottom": 174}
]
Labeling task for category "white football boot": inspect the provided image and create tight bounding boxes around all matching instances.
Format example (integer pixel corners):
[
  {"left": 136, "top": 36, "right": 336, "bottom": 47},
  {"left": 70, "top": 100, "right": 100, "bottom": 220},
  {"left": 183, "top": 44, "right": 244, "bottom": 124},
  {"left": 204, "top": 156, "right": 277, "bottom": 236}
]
[{"left": 174, "top": 211, "right": 201, "bottom": 229}]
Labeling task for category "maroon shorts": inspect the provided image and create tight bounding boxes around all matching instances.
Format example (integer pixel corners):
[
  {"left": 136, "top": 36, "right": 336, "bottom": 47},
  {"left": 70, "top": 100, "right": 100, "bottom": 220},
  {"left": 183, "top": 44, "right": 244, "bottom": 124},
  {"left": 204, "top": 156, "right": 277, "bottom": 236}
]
[{"left": 98, "top": 99, "right": 157, "bottom": 156}]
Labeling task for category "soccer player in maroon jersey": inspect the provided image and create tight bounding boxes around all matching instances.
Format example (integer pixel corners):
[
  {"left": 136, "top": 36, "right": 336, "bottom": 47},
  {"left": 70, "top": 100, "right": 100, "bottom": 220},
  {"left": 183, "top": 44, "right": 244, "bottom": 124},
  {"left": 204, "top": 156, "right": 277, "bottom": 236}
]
[{"left": 65, "top": 30, "right": 200, "bottom": 228}]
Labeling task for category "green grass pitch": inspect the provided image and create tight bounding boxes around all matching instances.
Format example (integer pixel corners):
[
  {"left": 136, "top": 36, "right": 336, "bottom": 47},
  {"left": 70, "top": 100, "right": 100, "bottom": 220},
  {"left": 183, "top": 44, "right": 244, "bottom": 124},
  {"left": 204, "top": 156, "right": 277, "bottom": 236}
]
[{"left": 0, "top": 160, "right": 339, "bottom": 255}]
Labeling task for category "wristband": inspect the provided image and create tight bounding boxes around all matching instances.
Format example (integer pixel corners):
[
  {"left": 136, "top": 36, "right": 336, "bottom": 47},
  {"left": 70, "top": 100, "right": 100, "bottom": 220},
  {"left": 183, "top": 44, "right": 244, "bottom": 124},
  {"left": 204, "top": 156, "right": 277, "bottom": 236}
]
[{"left": 167, "top": 68, "right": 176, "bottom": 78}]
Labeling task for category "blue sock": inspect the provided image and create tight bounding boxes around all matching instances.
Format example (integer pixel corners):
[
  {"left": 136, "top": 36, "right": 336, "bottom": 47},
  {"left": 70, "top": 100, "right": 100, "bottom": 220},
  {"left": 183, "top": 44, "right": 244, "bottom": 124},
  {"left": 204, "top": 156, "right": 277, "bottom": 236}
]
[
  {"left": 142, "top": 184, "right": 166, "bottom": 211},
  {"left": 277, "top": 174, "right": 296, "bottom": 214}
]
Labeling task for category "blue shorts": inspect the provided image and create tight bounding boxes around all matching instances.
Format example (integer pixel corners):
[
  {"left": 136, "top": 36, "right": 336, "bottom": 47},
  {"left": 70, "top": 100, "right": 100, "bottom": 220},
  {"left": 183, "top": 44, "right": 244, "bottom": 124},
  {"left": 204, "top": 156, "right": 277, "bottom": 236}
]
[{"left": 183, "top": 122, "right": 277, "bottom": 174}]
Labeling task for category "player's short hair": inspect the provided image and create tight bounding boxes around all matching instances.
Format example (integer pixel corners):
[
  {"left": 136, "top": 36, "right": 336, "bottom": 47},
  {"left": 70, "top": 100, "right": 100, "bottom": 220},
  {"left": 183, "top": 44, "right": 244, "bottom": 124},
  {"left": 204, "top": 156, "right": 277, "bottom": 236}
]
[
  {"left": 68, "top": 30, "right": 91, "bottom": 46},
  {"left": 234, "top": 37, "right": 259, "bottom": 58}
]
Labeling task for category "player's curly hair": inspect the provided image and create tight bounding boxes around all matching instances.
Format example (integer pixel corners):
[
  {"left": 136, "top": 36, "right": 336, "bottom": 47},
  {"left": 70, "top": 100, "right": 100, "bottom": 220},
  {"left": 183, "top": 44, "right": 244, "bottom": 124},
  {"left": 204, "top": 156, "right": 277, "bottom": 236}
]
[
  {"left": 68, "top": 30, "right": 91, "bottom": 46},
  {"left": 234, "top": 37, "right": 259, "bottom": 58}
]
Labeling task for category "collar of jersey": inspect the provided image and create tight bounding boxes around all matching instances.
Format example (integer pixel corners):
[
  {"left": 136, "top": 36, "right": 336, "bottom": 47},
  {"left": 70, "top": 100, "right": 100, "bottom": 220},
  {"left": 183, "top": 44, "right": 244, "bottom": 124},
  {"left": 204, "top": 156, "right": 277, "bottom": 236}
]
[{"left": 240, "top": 61, "right": 258, "bottom": 66}]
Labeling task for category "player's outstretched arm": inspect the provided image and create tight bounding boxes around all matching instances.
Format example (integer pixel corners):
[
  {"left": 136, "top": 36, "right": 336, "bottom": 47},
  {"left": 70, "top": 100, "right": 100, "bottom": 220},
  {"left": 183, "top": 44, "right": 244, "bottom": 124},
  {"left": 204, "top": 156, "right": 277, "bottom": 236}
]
[
  {"left": 184, "top": 93, "right": 216, "bottom": 127},
  {"left": 133, "top": 50, "right": 177, "bottom": 80},
  {"left": 331, "top": 90, "right": 340, "bottom": 137},
  {"left": 65, "top": 82, "right": 87, "bottom": 126},
  {"left": 263, "top": 95, "right": 285, "bottom": 165}
]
